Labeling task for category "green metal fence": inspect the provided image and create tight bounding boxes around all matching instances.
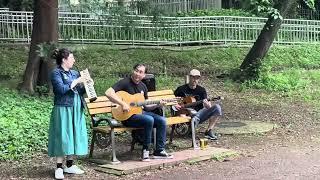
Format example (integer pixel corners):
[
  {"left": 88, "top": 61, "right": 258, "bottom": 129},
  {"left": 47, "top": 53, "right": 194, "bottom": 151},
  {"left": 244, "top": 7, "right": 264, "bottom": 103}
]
[{"left": 1, "top": 10, "right": 320, "bottom": 45}]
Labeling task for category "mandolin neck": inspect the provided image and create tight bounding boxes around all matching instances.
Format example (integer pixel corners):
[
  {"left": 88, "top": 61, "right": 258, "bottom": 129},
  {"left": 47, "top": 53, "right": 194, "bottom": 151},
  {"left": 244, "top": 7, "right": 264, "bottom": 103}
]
[
  {"left": 184, "top": 100, "right": 204, "bottom": 108},
  {"left": 183, "top": 97, "right": 220, "bottom": 108}
]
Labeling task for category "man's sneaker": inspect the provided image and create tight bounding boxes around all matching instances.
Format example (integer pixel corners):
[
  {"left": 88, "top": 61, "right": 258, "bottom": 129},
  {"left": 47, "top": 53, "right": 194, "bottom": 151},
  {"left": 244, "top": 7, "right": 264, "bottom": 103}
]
[
  {"left": 153, "top": 150, "right": 174, "bottom": 159},
  {"left": 55, "top": 168, "right": 64, "bottom": 179},
  {"left": 205, "top": 129, "right": 218, "bottom": 140},
  {"left": 63, "top": 165, "right": 84, "bottom": 174},
  {"left": 141, "top": 149, "right": 150, "bottom": 162}
]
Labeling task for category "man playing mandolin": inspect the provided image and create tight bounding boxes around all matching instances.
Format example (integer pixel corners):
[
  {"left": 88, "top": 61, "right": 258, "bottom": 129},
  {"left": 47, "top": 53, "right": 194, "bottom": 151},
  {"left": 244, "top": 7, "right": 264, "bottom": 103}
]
[
  {"left": 174, "top": 69, "right": 222, "bottom": 140},
  {"left": 105, "top": 63, "right": 173, "bottom": 161}
]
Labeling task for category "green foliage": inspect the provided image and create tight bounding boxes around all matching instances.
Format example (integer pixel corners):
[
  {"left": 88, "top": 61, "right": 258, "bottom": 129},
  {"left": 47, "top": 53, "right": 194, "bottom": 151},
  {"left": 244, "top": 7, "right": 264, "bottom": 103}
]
[
  {"left": 0, "top": 46, "right": 28, "bottom": 80},
  {"left": 0, "top": 88, "right": 52, "bottom": 160},
  {"left": 176, "top": 9, "right": 256, "bottom": 17},
  {"left": 244, "top": 45, "right": 320, "bottom": 96},
  {"left": 0, "top": 0, "right": 33, "bottom": 11},
  {"left": 303, "top": 0, "right": 316, "bottom": 10},
  {"left": 37, "top": 42, "right": 57, "bottom": 60},
  {"left": 156, "top": 75, "right": 184, "bottom": 90},
  {"left": 246, "top": 69, "right": 309, "bottom": 92},
  {"left": 263, "top": 45, "right": 320, "bottom": 70}
]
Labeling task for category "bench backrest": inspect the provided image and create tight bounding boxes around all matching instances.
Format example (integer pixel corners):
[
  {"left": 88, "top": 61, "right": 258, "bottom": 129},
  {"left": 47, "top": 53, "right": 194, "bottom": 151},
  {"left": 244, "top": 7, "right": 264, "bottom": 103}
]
[{"left": 84, "top": 89, "right": 175, "bottom": 116}]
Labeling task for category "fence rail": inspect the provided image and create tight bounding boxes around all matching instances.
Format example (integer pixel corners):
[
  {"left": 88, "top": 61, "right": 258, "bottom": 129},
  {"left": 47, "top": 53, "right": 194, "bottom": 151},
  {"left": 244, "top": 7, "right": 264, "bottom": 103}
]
[{"left": 1, "top": 10, "right": 320, "bottom": 46}]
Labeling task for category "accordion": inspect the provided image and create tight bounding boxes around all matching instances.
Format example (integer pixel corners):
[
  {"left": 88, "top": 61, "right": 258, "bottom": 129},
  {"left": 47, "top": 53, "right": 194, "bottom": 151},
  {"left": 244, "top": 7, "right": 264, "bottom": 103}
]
[{"left": 80, "top": 68, "right": 97, "bottom": 102}]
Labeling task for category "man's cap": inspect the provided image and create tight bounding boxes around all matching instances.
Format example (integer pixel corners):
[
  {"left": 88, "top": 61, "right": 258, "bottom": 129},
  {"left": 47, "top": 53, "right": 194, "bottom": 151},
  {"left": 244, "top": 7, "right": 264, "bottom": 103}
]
[{"left": 189, "top": 69, "right": 201, "bottom": 77}]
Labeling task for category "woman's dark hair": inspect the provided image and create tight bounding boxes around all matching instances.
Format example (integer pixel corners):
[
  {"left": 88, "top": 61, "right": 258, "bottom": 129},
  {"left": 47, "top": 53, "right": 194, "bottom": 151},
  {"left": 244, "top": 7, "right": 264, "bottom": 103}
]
[
  {"left": 52, "top": 48, "right": 72, "bottom": 65},
  {"left": 133, "top": 63, "right": 148, "bottom": 73}
]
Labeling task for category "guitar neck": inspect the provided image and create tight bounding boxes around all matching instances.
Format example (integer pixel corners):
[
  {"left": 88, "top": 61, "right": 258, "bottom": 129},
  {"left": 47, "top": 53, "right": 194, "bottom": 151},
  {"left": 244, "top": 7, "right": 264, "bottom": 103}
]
[
  {"left": 133, "top": 99, "right": 177, "bottom": 107},
  {"left": 134, "top": 100, "right": 161, "bottom": 107}
]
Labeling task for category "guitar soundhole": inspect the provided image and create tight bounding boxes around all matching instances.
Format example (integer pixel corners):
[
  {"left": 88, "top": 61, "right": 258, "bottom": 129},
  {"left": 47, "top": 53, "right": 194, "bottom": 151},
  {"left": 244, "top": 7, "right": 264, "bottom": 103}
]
[{"left": 130, "top": 102, "right": 135, "bottom": 106}]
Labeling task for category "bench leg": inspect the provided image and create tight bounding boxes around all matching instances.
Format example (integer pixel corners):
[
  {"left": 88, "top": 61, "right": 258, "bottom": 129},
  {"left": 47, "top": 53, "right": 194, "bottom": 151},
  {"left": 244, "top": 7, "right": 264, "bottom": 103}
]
[
  {"left": 169, "top": 125, "right": 176, "bottom": 144},
  {"left": 110, "top": 129, "right": 120, "bottom": 164},
  {"left": 191, "top": 119, "right": 199, "bottom": 150},
  {"left": 89, "top": 131, "right": 96, "bottom": 158}
]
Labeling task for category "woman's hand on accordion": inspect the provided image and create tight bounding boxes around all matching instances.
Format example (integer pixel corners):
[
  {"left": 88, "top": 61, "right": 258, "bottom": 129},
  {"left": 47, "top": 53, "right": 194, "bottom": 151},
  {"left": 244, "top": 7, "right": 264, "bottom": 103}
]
[{"left": 71, "top": 77, "right": 84, "bottom": 89}]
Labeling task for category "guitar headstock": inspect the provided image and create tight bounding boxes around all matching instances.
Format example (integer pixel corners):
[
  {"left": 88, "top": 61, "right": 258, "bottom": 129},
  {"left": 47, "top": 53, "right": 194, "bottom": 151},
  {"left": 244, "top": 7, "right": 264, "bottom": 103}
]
[{"left": 210, "top": 96, "right": 224, "bottom": 101}]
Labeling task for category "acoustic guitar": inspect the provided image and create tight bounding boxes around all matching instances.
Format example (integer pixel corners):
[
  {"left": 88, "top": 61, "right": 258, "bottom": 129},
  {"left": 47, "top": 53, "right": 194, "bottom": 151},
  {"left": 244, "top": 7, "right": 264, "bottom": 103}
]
[
  {"left": 172, "top": 96, "right": 223, "bottom": 115},
  {"left": 112, "top": 91, "right": 180, "bottom": 121}
]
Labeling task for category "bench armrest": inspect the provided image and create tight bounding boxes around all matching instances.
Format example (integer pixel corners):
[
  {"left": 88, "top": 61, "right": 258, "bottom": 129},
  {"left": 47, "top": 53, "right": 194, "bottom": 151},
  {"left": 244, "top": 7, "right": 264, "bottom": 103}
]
[{"left": 92, "top": 116, "right": 122, "bottom": 128}]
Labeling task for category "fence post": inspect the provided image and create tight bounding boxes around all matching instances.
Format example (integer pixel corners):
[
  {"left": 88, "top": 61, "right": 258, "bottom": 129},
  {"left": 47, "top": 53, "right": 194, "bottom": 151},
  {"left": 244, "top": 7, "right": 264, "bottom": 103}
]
[
  {"left": 111, "top": 18, "right": 114, "bottom": 45},
  {"left": 306, "top": 20, "right": 309, "bottom": 43},
  {"left": 25, "top": 12, "right": 30, "bottom": 43},
  {"left": 238, "top": 21, "right": 241, "bottom": 43},
  {"left": 179, "top": 18, "right": 181, "bottom": 47},
  {"left": 132, "top": 21, "right": 135, "bottom": 46},
  {"left": 80, "top": 14, "right": 84, "bottom": 44},
  {"left": 223, "top": 16, "right": 226, "bottom": 45}
]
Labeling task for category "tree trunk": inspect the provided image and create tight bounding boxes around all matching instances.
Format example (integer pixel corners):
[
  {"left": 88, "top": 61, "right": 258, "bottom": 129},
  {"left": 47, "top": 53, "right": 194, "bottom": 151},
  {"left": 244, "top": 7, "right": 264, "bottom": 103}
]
[
  {"left": 238, "top": 16, "right": 282, "bottom": 80},
  {"left": 238, "top": 0, "right": 295, "bottom": 81},
  {"left": 19, "top": 0, "right": 58, "bottom": 93}
]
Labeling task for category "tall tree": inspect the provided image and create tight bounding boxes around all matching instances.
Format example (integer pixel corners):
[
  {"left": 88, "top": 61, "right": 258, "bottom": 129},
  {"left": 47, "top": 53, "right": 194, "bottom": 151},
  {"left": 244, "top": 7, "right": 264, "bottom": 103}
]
[
  {"left": 19, "top": 0, "right": 58, "bottom": 93},
  {"left": 238, "top": 0, "right": 315, "bottom": 81}
]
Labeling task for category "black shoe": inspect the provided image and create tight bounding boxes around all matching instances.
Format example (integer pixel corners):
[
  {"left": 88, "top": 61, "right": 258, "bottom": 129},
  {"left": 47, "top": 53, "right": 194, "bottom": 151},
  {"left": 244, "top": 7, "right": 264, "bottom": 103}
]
[
  {"left": 205, "top": 129, "right": 218, "bottom": 140},
  {"left": 153, "top": 150, "right": 173, "bottom": 159}
]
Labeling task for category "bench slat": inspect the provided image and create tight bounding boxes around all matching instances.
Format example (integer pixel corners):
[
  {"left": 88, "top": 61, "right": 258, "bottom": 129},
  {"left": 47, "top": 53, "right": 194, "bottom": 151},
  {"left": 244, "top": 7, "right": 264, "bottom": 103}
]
[
  {"left": 148, "top": 90, "right": 174, "bottom": 97},
  {"left": 87, "top": 101, "right": 113, "bottom": 109},
  {"left": 89, "top": 107, "right": 112, "bottom": 114},
  {"left": 93, "top": 126, "right": 143, "bottom": 133},
  {"left": 167, "top": 116, "right": 191, "bottom": 125},
  {"left": 85, "top": 96, "right": 109, "bottom": 103},
  {"left": 148, "top": 95, "right": 176, "bottom": 100},
  {"left": 92, "top": 117, "right": 191, "bottom": 133}
]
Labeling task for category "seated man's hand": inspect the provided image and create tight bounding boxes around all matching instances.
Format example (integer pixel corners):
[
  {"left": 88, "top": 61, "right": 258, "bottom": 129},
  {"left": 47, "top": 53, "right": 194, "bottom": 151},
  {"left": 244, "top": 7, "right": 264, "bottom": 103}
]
[
  {"left": 121, "top": 102, "right": 130, "bottom": 112},
  {"left": 173, "top": 104, "right": 182, "bottom": 111},
  {"left": 159, "top": 99, "right": 166, "bottom": 107},
  {"left": 203, "top": 99, "right": 212, "bottom": 109}
]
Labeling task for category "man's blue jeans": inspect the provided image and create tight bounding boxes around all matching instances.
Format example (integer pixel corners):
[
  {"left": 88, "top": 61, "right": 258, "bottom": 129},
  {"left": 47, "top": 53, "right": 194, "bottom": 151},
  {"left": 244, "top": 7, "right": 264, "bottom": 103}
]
[
  {"left": 194, "top": 104, "right": 222, "bottom": 125},
  {"left": 122, "top": 111, "right": 166, "bottom": 151}
]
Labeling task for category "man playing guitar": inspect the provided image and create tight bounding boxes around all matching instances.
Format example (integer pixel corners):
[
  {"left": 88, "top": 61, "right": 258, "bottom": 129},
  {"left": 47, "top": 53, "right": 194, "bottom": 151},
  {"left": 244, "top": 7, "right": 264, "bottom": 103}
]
[
  {"left": 105, "top": 63, "right": 173, "bottom": 161},
  {"left": 174, "top": 69, "right": 222, "bottom": 140}
]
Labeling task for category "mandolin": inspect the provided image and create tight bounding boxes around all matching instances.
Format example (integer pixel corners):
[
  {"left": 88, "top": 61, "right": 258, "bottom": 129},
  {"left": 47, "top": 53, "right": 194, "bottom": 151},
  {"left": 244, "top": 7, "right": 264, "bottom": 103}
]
[
  {"left": 181, "top": 96, "right": 222, "bottom": 109},
  {"left": 172, "top": 96, "right": 223, "bottom": 115},
  {"left": 112, "top": 91, "right": 180, "bottom": 121}
]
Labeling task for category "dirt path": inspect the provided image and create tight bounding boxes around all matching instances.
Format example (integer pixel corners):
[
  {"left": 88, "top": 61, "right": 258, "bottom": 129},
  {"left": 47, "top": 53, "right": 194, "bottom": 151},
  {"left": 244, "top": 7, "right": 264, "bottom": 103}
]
[
  {"left": 1, "top": 131, "right": 319, "bottom": 180},
  {"left": 139, "top": 144, "right": 320, "bottom": 180}
]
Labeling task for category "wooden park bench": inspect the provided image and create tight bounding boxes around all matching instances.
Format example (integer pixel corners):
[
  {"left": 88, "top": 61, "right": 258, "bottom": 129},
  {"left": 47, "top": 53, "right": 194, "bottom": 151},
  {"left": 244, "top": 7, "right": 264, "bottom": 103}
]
[{"left": 85, "top": 89, "right": 197, "bottom": 164}]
